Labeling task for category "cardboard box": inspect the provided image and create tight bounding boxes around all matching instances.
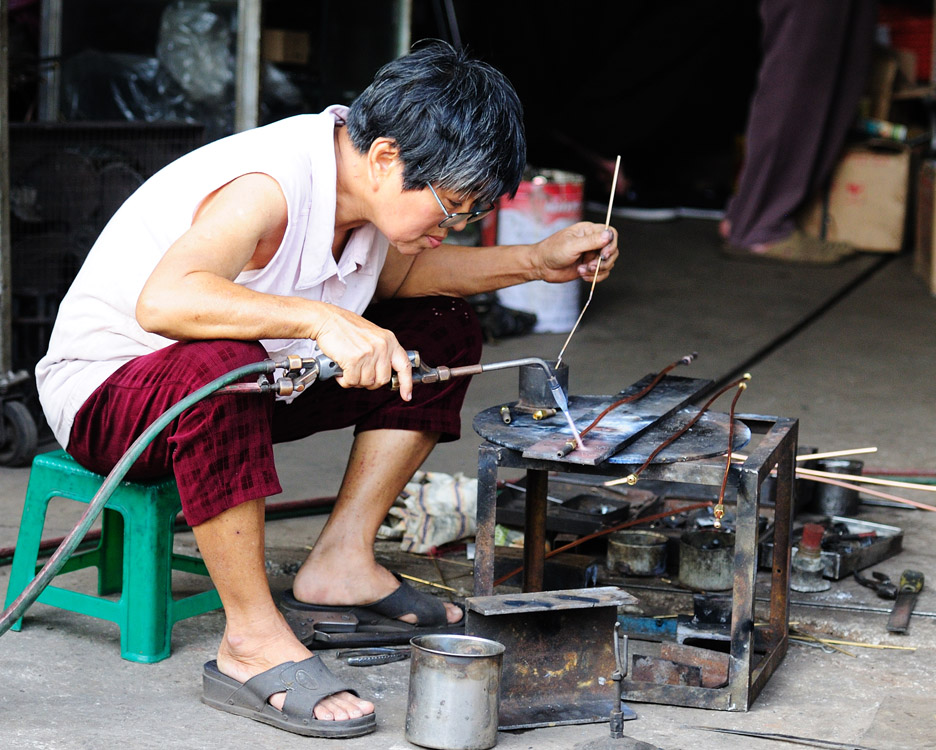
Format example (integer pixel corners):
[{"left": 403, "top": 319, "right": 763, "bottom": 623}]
[
  {"left": 262, "top": 29, "right": 310, "bottom": 65},
  {"left": 914, "top": 158, "right": 936, "bottom": 295},
  {"left": 801, "top": 141, "right": 912, "bottom": 252}
]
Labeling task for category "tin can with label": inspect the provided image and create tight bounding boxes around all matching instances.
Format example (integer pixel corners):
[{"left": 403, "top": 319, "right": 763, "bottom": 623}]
[{"left": 494, "top": 169, "right": 585, "bottom": 333}]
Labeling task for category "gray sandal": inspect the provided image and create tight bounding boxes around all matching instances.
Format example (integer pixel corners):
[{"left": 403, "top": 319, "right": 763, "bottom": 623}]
[{"left": 201, "top": 657, "right": 376, "bottom": 738}]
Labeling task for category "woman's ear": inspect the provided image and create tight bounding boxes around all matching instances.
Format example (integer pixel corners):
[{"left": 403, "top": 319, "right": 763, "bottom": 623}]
[{"left": 367, "top": 137, "right": 401, "bottom": 189}]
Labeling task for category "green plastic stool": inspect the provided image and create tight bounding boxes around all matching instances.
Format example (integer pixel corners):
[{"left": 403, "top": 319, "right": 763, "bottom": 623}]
[{"left": 3, "top": 450, "right": 221, "bottom": 663}]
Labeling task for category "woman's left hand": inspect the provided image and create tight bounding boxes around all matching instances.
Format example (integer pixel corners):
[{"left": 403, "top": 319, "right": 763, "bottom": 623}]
[{"left": 534, "top": 222, "right": 619, "bottom": 284}]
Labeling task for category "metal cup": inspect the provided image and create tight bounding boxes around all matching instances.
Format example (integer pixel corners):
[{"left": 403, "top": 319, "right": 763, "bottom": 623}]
[
  {"left": 811, "top": 459, "right": 863, "bottom": 517},
  {"left": 607, "top": 529, "right": 669, "bottom": 576},
  {"left": 517, "top": 360, "right": 568, "bottom": 411},
  {"left": 405, "top": 634, "right": 505, "bottom": 750},
  {"left": 678, "top": 529, "right": 735, "bottom": 591}
]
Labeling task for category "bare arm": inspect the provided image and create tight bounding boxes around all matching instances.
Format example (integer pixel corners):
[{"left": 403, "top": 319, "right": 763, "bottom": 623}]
[
  {"left": 377, "top": 222, "right": 618, "bottom": 299},
  {"left": 136, "top": 173, "right": 414, "bottom": 396}
]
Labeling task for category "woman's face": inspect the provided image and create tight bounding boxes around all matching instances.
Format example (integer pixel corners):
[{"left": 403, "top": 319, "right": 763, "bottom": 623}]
[{"left": 373, "top": 164, "right": 480, "bottom": 255}]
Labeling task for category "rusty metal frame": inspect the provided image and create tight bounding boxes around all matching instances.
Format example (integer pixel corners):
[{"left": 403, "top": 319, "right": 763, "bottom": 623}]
[{"left": 473, "top": 412, "right": 798, "bottom": 711}]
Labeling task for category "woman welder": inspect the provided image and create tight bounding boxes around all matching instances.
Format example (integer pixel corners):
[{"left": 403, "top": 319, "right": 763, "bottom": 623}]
[{"left": 36, "top": 41, "right": 618, "bottom": 738}]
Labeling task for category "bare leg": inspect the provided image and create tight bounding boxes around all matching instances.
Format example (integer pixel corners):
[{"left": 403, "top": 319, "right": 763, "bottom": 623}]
[
  {"left": 292, "top": 428, "right": 462, "bottom": 624},
  {"left": 193, "top": 498, "right": 373, "bottom": 720}
]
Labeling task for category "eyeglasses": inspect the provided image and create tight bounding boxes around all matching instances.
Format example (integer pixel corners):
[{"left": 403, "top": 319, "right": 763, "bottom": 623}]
[{"left": 427, "top": 183, "right": 494, "bottom": 229}]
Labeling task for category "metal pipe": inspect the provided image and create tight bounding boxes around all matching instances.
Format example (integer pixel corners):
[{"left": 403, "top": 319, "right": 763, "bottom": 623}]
[
  {"left": 448, "top": 356, "right": 552, "bottom": 378},
  {"left": 235, "top": 0, "right": 262, "bottom": 132},
  {"left": 38, "top": 0, "right": 62, "bottom": 122},
  {"left": 0, "top": 0, "right": 11, "bottom": 373},
  {"left": 393, "top": 0, "right": 412, "bottom": 57},
  {"left": 522, "top": 470, "right": 548, "bottom": 592}
]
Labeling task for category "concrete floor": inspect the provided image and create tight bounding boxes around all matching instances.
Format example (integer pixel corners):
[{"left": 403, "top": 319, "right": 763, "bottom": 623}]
[{"left": 2, "top": 214, "right": 935, "bottom": 750}]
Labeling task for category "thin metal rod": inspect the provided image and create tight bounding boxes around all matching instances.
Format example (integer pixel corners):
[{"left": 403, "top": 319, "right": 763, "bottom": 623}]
[
  {"left": 797, "top": 467, "right": 936, "bottom": 494},
  {"left": 732, "top": 448, "right": 878, "bottom": 463},
  {"left": 796, "top": 447, "right": 878, "bottom": 461},
  {"left": 555, "top": 154, "right": 621, "bottom": 367},
  {"left": 603, "top": 155, "right": 621, "bottom": 228},
  {"left": 397, "top": 572, "right": 457, "bottom": 593},
  {"left": 692, "top": 725, "right": 882, "bottom": 750}
]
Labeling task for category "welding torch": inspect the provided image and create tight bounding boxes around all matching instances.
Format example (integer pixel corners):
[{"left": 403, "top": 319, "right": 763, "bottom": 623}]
[
  {"left": 402, "top": 355, "right": 584, "bottom": 449},
  {"left": 216, "top": 350, "right": 585, "bottom": 449}
]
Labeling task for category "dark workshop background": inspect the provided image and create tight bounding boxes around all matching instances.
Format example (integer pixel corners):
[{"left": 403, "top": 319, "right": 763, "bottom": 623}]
[
  {"left": 448, "top": 1, "right": 761, "bottom": 203},
  {"left": 7, "top": 0, "right": 762, "bottom": 201},
  {"left": 5, "top": 0, "right": 934, "bottom": 389}
]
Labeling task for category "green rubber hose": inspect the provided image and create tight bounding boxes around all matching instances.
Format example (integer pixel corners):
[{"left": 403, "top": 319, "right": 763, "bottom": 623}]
[{"left": 0, "top": 358, "right": 276, "bottom": 637}]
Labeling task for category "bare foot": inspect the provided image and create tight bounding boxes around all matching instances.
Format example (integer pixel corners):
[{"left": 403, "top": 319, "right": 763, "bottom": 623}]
[
  {"left": 216, "top": 614, "right": 375, "bottom": 720},
  {"left": 718, "top": 218, "right": 731, "bottom": 241},
  {"left": 293, "top": 556, "right": 463, "bottom": 625}
]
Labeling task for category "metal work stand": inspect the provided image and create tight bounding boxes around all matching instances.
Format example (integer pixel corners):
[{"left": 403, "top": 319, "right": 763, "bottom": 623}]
[{"left": 472, "top": 406, "right": 798, "bottom": 712}]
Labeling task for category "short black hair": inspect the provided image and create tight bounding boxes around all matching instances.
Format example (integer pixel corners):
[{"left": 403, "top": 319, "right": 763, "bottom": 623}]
[{"left": 346, "top": 40, "right": 526, "bottom": 205}]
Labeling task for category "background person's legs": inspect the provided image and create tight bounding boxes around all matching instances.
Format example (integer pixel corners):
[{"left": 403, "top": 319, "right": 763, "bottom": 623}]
[{"left": 725, "top": 0, "right": 877, "bottom": 250}]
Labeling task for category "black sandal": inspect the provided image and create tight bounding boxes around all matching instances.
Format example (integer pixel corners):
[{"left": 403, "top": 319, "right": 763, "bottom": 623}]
[{"left": 279, "top": 573, "right": 465, "bottom": 648}]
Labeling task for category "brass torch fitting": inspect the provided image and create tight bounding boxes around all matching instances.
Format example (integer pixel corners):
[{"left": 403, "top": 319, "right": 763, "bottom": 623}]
[{"left": 557, "top": 440, "right": 577, "bottom": 458}]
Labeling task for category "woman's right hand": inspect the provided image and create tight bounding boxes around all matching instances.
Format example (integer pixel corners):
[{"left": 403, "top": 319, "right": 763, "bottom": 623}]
[{"left": 312, "top": 306, "right": 414, "bottom": 400}]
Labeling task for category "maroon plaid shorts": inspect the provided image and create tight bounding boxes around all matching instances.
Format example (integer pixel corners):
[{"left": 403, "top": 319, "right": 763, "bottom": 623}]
[{"left": 67, "top": 296, "right": 482, "bottom": 526}]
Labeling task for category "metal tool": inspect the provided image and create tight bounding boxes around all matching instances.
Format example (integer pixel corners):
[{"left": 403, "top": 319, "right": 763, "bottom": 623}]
[
  {"left": 394, "top": 354, "right": 585, "bottom": 449},
  {"left": 887, "top": 569, "right": 924, "bottom": 634},
  {"left": 215, "top": 352, "right": 344, "bottom": 396},
  {"left": 336, "top": 646, "right": 411, "bottom": 667},
  {"left": 853, "top": 569, "right": 898, "bottom": 600},
  {"left": 850, "top": 569, "right": 924, "bottom": 633},
  {"left": 221, "top": 348, "right": 587, "bottom": 448},
  {"left": 609, "top": 622, "right": 629, "bottom": 738}
]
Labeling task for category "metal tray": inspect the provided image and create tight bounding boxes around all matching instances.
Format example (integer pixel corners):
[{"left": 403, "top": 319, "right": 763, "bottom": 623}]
[{"left": 760, "top": 515, "right": 903, "bottom": 580}]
